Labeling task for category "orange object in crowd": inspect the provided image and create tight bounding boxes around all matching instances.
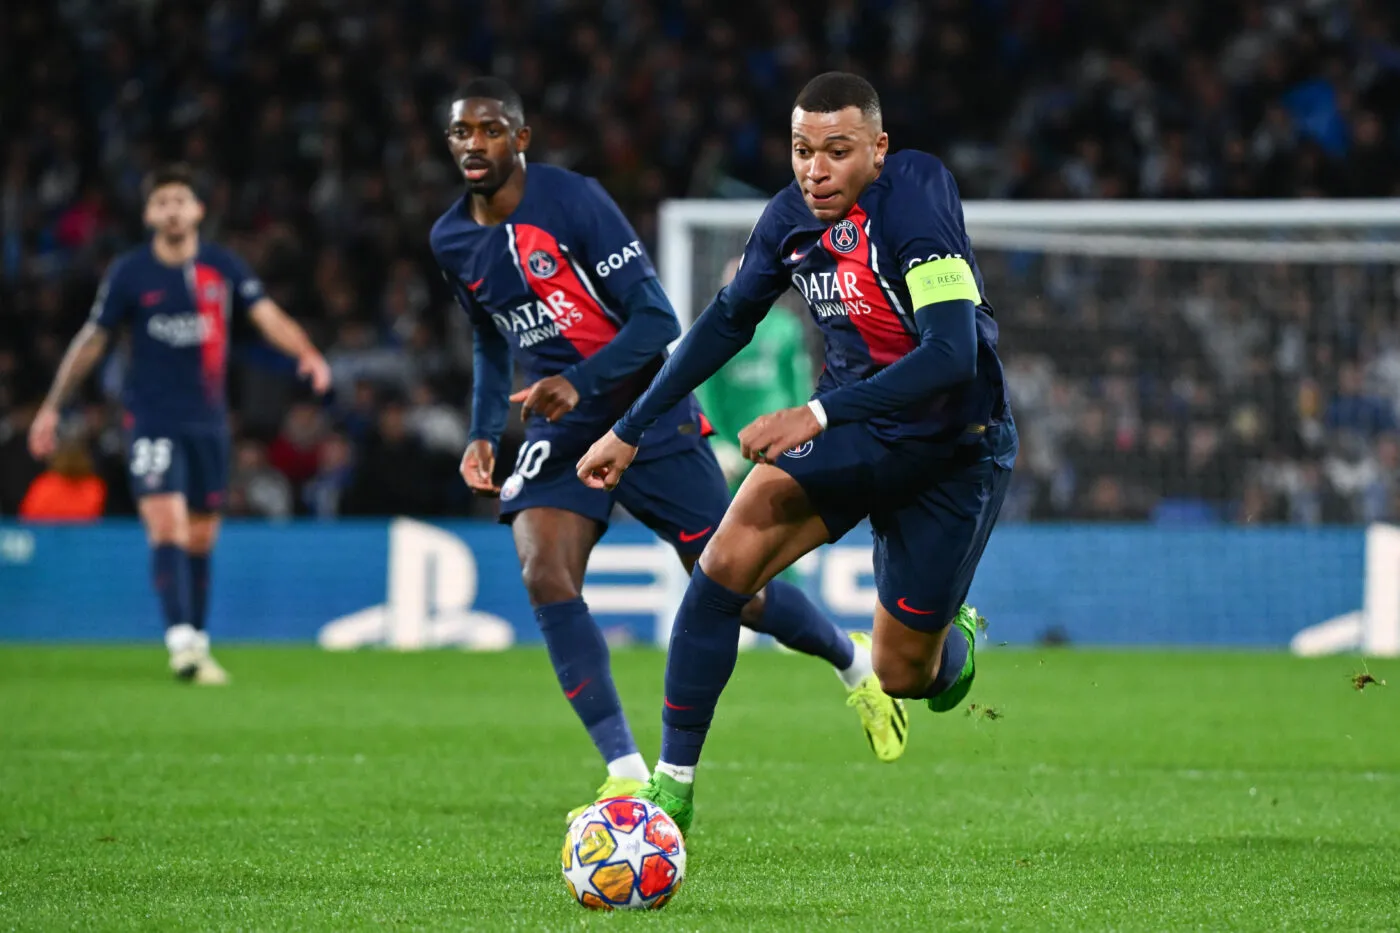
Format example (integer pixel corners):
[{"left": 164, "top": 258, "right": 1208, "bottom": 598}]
[
  {"left": 20, "top": 473, "right": 108, "bottom": 522},
  {"left": 20, "top": 441, "right": 108, "bottom": 522}
]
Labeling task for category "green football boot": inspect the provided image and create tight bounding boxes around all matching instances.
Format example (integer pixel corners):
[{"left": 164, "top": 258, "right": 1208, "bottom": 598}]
[
  {"left": 926, "top": 604, "right": 983, "bottom": 713},
  {"left": 633, "top": 771, "right": 695, "bottom": 836}
]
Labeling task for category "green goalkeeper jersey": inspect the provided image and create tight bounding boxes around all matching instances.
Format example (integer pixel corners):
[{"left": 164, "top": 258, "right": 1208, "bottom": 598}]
[{"left": 695, "top": 309, "right": 813, "bottom": 492}]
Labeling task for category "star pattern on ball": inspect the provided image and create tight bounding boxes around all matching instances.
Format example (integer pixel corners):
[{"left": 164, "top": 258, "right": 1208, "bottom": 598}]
[
  {"left": 608, "top": 811, "right": 666, "bottom": 881},
  {"left": 562, "top": 841, "right": 607, "bottom": 907},
  {"left": 563, "top": 800, "right": 685, "bottom": 910}
]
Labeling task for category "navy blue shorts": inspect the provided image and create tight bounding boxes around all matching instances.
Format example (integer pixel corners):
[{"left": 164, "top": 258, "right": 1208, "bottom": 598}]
[
  {"left": 498, "top": 426, "right": 730, "bottom": 554},
  {"left": 126, "top": 423, "right": 230, "bottom": 513},
  {"left": 775, "top": 421, "right": 1014, "bottom": 632}
]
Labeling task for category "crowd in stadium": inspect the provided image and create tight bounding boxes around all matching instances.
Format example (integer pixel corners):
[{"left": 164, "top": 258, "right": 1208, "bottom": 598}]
[{"left": 2, "top": 0, "right": 1399, "bottom": 524}]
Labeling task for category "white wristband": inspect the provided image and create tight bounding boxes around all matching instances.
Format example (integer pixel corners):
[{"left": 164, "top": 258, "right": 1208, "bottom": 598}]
[{"left": 807, "top": 399, "right": 828, "bottom": 431}]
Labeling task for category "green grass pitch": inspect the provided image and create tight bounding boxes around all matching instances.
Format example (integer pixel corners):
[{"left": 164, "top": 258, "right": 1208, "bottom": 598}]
[{"left": 1, "top": 646, "right": 1397, "bottom": 931}]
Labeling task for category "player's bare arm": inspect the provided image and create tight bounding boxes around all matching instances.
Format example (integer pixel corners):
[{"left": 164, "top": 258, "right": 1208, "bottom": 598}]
[
  {"left": 248, "top": 299, "right": 331, "bottom": 394},
  {"left": 28, "top": 322, "right": 110, "bottom": 460}
]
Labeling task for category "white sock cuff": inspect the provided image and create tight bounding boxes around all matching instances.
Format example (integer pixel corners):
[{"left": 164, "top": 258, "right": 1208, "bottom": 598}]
[
  {"left": 656, "top": 762, "right": 696, "bottom": 784},
  {"left": 838, "top": 636, "right": 875, "bottom": 689},
  {"left": 165, "top": 624, "right": 198, "bottom": 653},
  {"left": 606, "top": 753, "right": 650, "bottom": 782}
]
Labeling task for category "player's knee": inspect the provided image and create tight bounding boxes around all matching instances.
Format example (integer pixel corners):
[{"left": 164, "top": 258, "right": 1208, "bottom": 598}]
[
  {"left": 697, "top": 544, "right": 760, "bottom": 595},
  {"left": 873, "top": 655, "right": 935, "bottom": 699},
  {"left": 519, "top": 558, "right": 580, "bottom": 608},
  {"left": 141, "top": 501, "right": 188, "bottom": 545}
]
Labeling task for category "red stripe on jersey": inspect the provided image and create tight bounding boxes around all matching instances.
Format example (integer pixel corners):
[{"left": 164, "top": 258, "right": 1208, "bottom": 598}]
[
  {"left": 511, "top": 224, "right": 618, "bottom": 358},
  {"left": 824, "top": 205, "right": 914, "bottom": 367},
  {"left": 191, "top": 263, "right": 229, "bottom": 405}
]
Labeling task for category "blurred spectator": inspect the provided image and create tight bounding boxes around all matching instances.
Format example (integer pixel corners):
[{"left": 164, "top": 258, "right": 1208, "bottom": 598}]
[
  {"left": 19, "top": 438, "right": 106, "bottom": 522},
  {"left": 339, "top": 379, "right": 382, "bottom": 443},
  {"left": 0, "top": 407, "right": 43, "bottom": 516},
  {"left": 343, "top": 397, "right": 437, "bottom": 516},
  {"left": 228, "top": 439, "right": 293, "bottom": 519},
  {"left": 302, "top": 432, "right": 355, "bottom": 519},
  {"left": 406, "top": 382, "right": 467, "bottom": 456},
  {"left": 1325, "top": 362, "right": 1398, "bottom": 439},
  {"left": 268, "top": 401, "right": 327, "bottom": 489}
]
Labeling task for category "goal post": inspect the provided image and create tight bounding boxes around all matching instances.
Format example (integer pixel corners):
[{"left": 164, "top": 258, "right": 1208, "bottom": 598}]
[
  {"left": 659, "top": 197, "right": 1400, "bottom": 655},
  {"left": 658, "top": 198, "right": 1400, "bottom": 328}
]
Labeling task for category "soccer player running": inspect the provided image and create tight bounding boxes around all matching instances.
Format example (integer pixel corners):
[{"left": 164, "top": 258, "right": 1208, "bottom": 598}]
[
  {"left": 577, "top": 73, "right": 1017, "bottom": 832},
  {"left": 430, "top": 79, "right": 908, "bottom": 821},
  {"left": 28, "top": 164, "right": 331, "bottom": 684}
]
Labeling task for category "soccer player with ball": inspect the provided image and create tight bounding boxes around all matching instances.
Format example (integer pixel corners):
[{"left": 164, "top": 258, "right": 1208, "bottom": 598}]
[
  {"left": 431, "top": 79, "right": 974, "bottom": 823},
  {"left": 578, "top": 72, "right": 1017, "bottom": 832}
]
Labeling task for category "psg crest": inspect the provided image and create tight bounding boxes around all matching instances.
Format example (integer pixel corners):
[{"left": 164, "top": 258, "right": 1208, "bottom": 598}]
[
  {"left": 829, "top": 219, "right": 860, "bottom": 254},
  {"left": 783, "top": 440, "right": 814, "bottom": 458},
  {"left": 527, "top": 249, "right": 558, "bottom": 278}
]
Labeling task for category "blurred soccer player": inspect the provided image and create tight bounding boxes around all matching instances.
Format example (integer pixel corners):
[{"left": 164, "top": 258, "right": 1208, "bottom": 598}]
[
  {"left": 578, "top": 73, "right": 1015, "bottom": 831},
  {"left": 28, "top": 164, "right": 331, "bottom": 684},
  {"left": 430, "top": 78, "right": 907, "bottom": 821}
]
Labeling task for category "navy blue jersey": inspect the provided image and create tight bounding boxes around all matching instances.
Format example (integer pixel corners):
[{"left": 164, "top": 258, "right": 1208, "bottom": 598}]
[
  {"left": 731, "top": 149, "right": 1008, "bottom": 443},
  {"left": 430, "top": 163, "right": 702, "bottom": 444},
  {"left": 91, "top": 241, "right": 264, "bottom": 430}
]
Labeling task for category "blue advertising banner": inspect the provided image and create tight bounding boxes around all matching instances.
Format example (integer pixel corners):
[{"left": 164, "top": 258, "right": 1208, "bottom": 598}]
[{"left": 0, "top": 520, "right": 1367, "bottom": 648}]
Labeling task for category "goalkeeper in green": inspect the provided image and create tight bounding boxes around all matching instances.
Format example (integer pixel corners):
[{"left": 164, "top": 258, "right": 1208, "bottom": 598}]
[{"left": 695, "top": 258, "right": 814, "bottom": 492}]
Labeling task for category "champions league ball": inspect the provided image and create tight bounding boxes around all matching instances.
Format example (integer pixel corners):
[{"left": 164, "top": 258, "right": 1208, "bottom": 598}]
[{"left": 561, "top": 797, "right": 686, "bottom": 910}]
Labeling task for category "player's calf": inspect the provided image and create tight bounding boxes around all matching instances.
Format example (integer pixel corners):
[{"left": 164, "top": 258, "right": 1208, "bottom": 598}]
[
  {"left": 140, "top": 493, "right": 191, "bottom": 630},
  {"left": 871, "top": 602, "right": 979, "bottom": 709},
  {"left": 187, "top": 513, "right": 221, "bottom": 632},
  {"left": 742, "top": 580, "right": 857, "bottom": 674},
  {"left": 537, "top": 597, "right": 647, "bottom": 783}
]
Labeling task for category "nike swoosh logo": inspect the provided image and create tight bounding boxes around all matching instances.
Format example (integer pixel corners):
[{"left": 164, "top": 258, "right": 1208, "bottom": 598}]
[
  {"left": 896, "top": 597, "right": 936, "bottom": 616},
  {"left": 677, "top": 526, "right": 713, "bottom": 543},
  {"left": 788, "top": 250, "right": 808, "bottom": 262},
  {"left": 664, "top": 697, "right": 694, "bottom": 711},
  {"left": 564, "top": 679, "right": 591, "bottom": 700},
  {"left": 466, "top": 278, "right": 485, "bottom": 292}
]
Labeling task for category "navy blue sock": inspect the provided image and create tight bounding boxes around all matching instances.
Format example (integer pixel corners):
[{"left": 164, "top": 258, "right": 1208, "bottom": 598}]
[
  {"left": 921, "top": 625, "right": 970, "bottom": 698},
  {"left": 151, "top": 544, "right": 190, "bottom": 630},
  {"left": 660, "top": 567, "right": 750, "bottom": 767},
  {"left": 749, "top": 580, "right": 854, "bottom": 670},
  {"left": 189, "top": 554, "right": 210, "bottom": 632},
  {"left": 535, "top": 598, "right": 638, "bottom": 764}
]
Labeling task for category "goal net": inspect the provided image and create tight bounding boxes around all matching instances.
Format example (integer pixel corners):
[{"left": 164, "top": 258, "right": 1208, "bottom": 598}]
[{"left": 659, "top": 199, "right": 1400, "bottom": 655}]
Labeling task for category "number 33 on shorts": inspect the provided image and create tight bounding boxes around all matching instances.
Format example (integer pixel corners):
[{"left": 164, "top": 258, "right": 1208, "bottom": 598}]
[
  {"left": 501, "top": 439, "right": 551, "bottom": 501},
  {"left": 130, "top": 437, "right": 173, "bottom": 489}
]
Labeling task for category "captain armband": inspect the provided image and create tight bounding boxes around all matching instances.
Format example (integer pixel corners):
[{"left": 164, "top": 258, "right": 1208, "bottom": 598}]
[{"left": 904, "top": 257, "right": 980, "bottom": 308}]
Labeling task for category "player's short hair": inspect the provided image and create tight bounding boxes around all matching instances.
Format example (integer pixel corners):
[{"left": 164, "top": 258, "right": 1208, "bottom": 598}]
[
  {"left": 454, "top": 77, "right": 526, "bottom": 127},
  {"left": 793, "top": 72, "right": 882, "bottom": 125},
  {"left": 142, "top": 163, "right": 200, "bottom": 201}
]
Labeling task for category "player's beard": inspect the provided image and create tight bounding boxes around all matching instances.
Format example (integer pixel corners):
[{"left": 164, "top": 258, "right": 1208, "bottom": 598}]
[{"left": 465, "top": 157, "right": 516, "bottom": 198}]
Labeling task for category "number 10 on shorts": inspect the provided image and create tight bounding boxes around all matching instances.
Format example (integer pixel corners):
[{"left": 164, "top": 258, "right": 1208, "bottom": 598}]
[
  {"left": 501, "top": 439, "right": 550, "bottom": 501},
  {"left": 513, "top": 440, "right": 551, "bottom": 479}
]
